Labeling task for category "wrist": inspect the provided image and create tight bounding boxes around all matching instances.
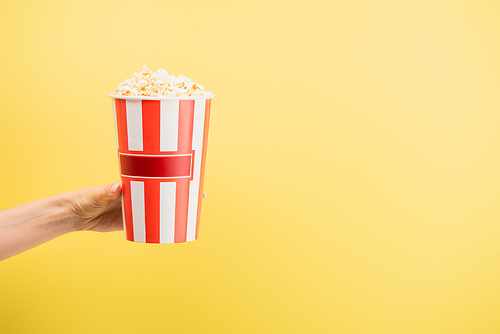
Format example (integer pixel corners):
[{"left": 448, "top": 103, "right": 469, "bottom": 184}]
[{"left": 50, "top": 191, "right": 80, "bottom": 234}]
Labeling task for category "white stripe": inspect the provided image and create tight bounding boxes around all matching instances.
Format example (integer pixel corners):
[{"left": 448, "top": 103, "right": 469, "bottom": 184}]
[
  {"left": 160, "top": 100, "right": 179, "bottom": 152},
  {"left": 112, "top": 99, "right": 119, "bottom": 149},
  {"left": 186, "top": 99, "right": 206, "bottom": 242},
  {"left": 159, "top": 182, "right": 177, "bottom": 243},
  {"left": 121, "top": 195, "right": 127, "bottom": 239},
  {"left": 126, "top": 100, "right": 143, "bottom": 151},
  {"left": 130, "top": 181, "right": 146, "bottom": 242}
]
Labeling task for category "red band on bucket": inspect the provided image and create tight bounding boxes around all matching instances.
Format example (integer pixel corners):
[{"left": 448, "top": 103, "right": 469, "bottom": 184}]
[{"left": 120, "top": 154, "right": 192, "bottom": 178}]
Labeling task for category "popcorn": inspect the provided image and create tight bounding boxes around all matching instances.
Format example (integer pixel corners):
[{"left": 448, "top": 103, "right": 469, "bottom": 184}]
[{"left": 112, "top": 65, "right": 210, "bottom": 97}]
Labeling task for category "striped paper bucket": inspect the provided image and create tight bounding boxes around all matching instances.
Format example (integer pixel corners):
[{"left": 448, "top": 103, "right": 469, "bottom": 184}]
[{"left": 110, "top": 93, "right": 213, "bottom": 243}]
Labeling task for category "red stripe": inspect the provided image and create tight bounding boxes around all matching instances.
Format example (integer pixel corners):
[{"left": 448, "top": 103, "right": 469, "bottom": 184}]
[
  {"left": 178, "top": 100, "right": 194, "bottom": 151},
  {"left": 122, "top": 178, "right": 135, "bottom": 241},
  {"left": 196, "top": 99, "right": 211, "bottom": 240},
  {"left": 174, "top": 100, "right": 195, "bottom": 242},
  {"left": 141, "top": 100, "right": 161, "bottom": 154},
  {"left": 144, "top": 179, "right": 160, "bottom": 243},
  {"left": 115, "top": 99, "right": 128, "bottom": 151},
  {"left": 142, "top": 100, "right": 161, "bottom": 243},
  {"left": 174, "top": 179, "right": 189, "bottom": 242},
  {"left": 120, "top": 155, "right": 192, "bottom": 178}
]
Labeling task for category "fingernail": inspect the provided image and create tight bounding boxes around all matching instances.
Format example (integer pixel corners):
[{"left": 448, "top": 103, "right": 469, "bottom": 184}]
[{"left": 110, "top": 182, "right": 120, "bottom": 194}]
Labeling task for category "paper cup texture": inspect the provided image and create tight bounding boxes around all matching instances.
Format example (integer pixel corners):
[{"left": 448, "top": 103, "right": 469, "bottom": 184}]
[{"left": 111, "top": 97, "right": 212, "bottom": 243}]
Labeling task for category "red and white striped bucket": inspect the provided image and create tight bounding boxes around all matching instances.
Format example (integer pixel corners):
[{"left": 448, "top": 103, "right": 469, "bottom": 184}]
[{"left": 110, "top": 93, "right": 213, "bottom": 243}]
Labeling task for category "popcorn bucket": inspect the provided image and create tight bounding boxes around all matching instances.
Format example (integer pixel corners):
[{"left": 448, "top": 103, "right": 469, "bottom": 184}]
[{"left": 110, "top": 93, "right": 213, "bottom": 243}]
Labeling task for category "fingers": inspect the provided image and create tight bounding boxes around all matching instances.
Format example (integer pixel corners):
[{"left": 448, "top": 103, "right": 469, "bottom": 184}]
[{"left": 203, "top": 192, "right": 207, "bottom": 199}]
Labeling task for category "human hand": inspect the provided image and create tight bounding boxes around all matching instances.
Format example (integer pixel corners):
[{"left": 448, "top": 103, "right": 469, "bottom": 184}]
[
  {"left": 69, "top": 181, "right": 123, "bottom": 232},
  {"left": 67, "top": 181, "right": 207, "bottom": 233},
  {"left": 0, "top": 181, "right": 206, "bottom": 261}
]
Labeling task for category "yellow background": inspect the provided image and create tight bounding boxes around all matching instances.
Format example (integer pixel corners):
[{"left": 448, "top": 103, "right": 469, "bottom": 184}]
[{"left": 1, "top": 0, "right": 500, "bottom": 333}]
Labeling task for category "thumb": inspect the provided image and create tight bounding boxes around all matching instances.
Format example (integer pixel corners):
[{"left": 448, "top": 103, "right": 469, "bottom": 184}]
[{"left": 102, "top": 181, "right": 122, "bottom": 201}]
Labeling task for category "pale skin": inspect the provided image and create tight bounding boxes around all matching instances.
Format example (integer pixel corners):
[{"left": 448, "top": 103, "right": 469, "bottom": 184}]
[{"left": 0, "top": 181, "right": 206, "bottom": 261}]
